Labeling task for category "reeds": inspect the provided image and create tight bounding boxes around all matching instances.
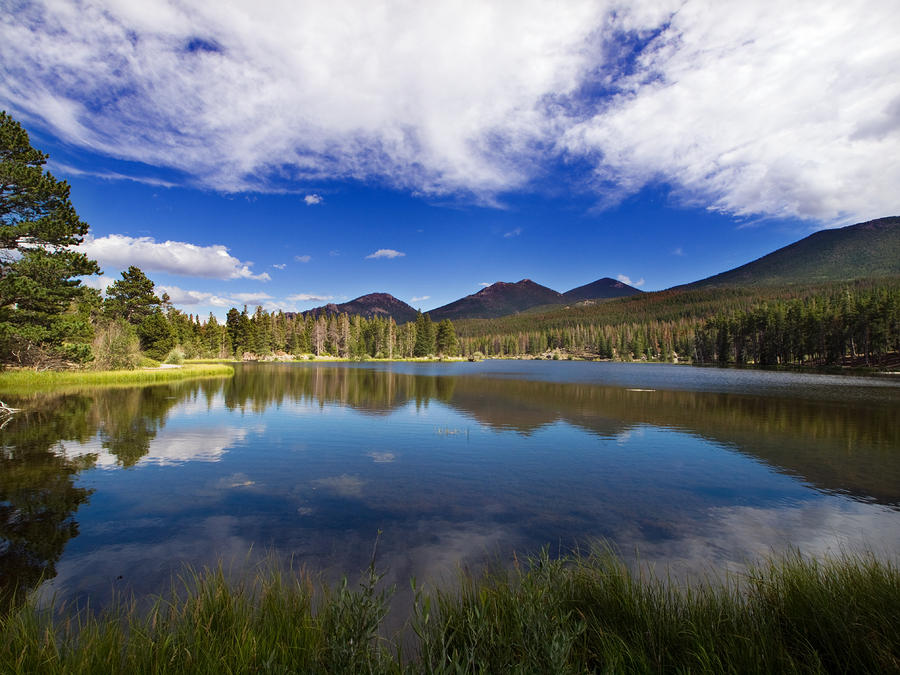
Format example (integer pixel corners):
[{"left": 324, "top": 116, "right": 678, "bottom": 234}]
[
  {"left": 0, "top": 364, "right": 234, "bottom": 395},
  {"left": 1, "top": 548, "right": 897, "bottom": 673}
]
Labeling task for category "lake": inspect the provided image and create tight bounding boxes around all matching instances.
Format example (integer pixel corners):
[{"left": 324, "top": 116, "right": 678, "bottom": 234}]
[{"left": 2, "top": 361, "right": 899, "bottom": 609}]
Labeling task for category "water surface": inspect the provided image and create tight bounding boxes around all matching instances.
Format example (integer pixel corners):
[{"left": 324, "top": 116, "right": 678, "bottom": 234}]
[{"left": 2, "top": 361, "right": 899, "bottom": 608}]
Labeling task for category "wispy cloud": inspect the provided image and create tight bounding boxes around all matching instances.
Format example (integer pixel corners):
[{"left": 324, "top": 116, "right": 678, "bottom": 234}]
[
  {"left": 78, "top": 234, "right": 270, "bottom": 281},
  {"left": 503, "top": 227, "right": 522, "bottom": 238},
  {"left": 304, "top": 194, "right": 323, "bottom": 205},
  {"left": 272, "top": 263, "right": 287, "bottom": 269},
  {"left": 50, "top": 162, "right": 178, "bottom": 188},
  {"left": 4, "top": 1, "right": 898, "bottom": 221},
  {"left": 365, "top": 249, "right": 405, "bottom": 259},
  {"left": 479, "top": 282, "right": 491, "bottom": 287},
  {"left": 286, "top": 293, "right": 333, "bottom": 302},
  {"left": 411, "top": 295, "right": 430, "bottom": 302},
  {"left": 294, "top": 255, "right": 312, "bottom": 263},
  {"left": 672, "top": 247, "right": 684, "bottom": 257},
  {"left": 617, "top": 274, "right": 645, "bottom": 288}
]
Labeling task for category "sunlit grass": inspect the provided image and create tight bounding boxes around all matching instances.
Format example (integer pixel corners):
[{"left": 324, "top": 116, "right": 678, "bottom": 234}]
[
  {"left": 2, "top": 548, "right": 897, "bottom": 673},
  {"left": 0, "top": 364, "right": 234, "bottom": 395}
]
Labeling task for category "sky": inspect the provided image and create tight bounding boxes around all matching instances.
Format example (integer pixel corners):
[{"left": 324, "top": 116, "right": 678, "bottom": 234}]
[{"left": 2, "top": 0, "right": 899, "bottom": 319}]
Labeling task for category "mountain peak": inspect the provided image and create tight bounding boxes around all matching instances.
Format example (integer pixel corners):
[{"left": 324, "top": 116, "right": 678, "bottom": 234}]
[
  {"left": 430, "top": 279, "right": 563, "bottom": 320},
  {"left": 303, "top": 293, "right": 417, "bottom": 323},
  {"left": 562, "top": 277, "right": 643, "bottom": 302}
]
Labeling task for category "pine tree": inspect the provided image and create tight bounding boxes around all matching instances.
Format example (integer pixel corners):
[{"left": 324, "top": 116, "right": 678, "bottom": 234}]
[
  {"left": 104, "top": 266, "right": 161, "bottom": 324},
  {"left": 0, "top": 111, "right": 100, "bottom": 366}
]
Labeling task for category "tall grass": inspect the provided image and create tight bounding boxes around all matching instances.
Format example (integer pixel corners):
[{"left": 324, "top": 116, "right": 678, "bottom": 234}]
[
  {"left": 0, "top": 364, "right": 234, "bottom": 396},
  {"left": 2, "top": 548, "right": 897, "bottom": 673}
]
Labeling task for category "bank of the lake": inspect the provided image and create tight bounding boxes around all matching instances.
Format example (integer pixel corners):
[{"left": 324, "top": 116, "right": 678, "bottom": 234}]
[
  {"left": 0, "top": 363, "right": 234, "bottom": 396},
  {"left": 2, "top": 549, "right": 897, "bottom": 674}
]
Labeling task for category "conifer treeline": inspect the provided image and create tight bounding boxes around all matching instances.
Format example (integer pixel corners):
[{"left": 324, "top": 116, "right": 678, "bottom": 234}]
[
  {"left": 167, "top": 306, "right": 459, "bottom": 359},
  {"left": 695, "top": 286, "right": 900, "bottom": 366},
  {"left": 455, "top": 281, "right": 900, "bottom": 366}
]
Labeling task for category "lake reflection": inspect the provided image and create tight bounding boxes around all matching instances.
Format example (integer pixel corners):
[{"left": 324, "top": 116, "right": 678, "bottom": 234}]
[{"left": 2, "top": 361, "right": 899, "bottom": 608}]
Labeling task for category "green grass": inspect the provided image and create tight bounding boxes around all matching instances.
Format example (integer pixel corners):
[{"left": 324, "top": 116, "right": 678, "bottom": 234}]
[
  {"left": 0, "top": 364, "right": 234, "bottom": 395},
  {"left": 2, "top": 548, "right": 897, "bottom": 673}
]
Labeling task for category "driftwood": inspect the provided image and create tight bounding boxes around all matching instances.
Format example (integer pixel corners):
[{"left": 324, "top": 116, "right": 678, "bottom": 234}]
[{"left": 0, "top": 400, "right": 21, "bottom": 430}]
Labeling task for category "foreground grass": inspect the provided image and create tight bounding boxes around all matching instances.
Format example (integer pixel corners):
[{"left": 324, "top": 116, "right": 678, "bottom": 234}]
[
  {"left": 0, "top": 364, "right": 234, "bottom": 395},
  {"left": 2, "top": 549, "right": 898, "bottom": 674}
]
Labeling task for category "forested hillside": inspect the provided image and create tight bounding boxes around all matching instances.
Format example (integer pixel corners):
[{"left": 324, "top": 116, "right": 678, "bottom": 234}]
[
  {"left": 455, "top": 278, "right": 900, "bottom": 367},
  {"left": 687, "top": 217, "right": 900, "bottom": 288}
]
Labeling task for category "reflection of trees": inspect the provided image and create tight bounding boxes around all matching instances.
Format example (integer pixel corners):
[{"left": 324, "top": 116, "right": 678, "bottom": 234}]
[
  {"left": 0, "top": 384, "right": 198, "bottom": 608},
  {"left": 443, "top": 378, "right": 900, "bottom": 508},
  {"left": 220, "top": 364, "right": 455, "bottom": 415},
  {"left": 93, "top": 387, "right": 185, "bottom": 467},
  {"left": 222, "top": 364, "right": 899, "bottom": 508},
  {"left": 0, "top": 396, "right": 95, "bottom": 609}
]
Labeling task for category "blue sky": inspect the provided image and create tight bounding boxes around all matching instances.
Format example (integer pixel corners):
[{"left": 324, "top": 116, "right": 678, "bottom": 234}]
[{"left": 3, "top": 1, "right": 899, "bottom": 319}]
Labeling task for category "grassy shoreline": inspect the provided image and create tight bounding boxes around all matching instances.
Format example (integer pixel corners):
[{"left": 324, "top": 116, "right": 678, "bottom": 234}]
[
  {"left": 0, "top": 364, "right": 235, "bottom": 396},
  {"left": 2, "top": 549, "right": 897, "bottom": 673}
]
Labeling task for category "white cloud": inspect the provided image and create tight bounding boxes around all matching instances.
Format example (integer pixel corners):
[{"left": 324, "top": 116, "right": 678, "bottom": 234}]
[
  {"left": 561, "top": 1, "right": 900, "bottom": 223},
  {"left": 80, "top": 274, "right": 116, "bottom": 293},
  {"left": 49, "top": 161, "right": 178, "bottom": 188},
  {"left": 617, "top": 273, "right": 645, "bottom": 288},
  {"left": 304, "top": 194, "right": 323, "bottom": 205},
  {"left": 158, "top": 285, "right": 259, "bottom": 308},
  {"left": 365, "top": 249, "right": 405, "bottom": 259},
  {"left": 411, "top": 295, "right": 430, "bottom": 302},
  {"left": 4, "top": 1, "right": 899, "bottom": 222},
  {"left": 230, "top": 292, "right": 272, "bottom": 303},
  {"left": 272, "top": 263, "right": 286, "bottom": 269},
  {"left": 286, "top": 293, "right": 333, "bottom": 302},
  {"left": 294, "top": 254, "right": 312, "bottom": 263},
  {"left": 503, "top": 227, "right": 522, "bottom": 238},
  {"left": 479, "top": 282, "right": 491, "bottom": 287},
  {"left": 78, "top": 234, "right": 270, "bottom": 280}
]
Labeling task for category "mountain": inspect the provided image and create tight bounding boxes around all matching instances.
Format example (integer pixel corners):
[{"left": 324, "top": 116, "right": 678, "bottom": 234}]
[
  {"left": 562, "top": 277, "right": 643, "bottom": 302},
  {"left": 304, "top": 293, "right": 418, "bottom": 324},
  {"left": 687, "top": 216, "right": 900, "bottom": 288},
  {"left": 429, "top": 279, "right": 564, "bottom": 321}
]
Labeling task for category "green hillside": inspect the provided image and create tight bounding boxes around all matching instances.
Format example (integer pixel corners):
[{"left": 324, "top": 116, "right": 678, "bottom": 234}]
[{"left": 688, "top": 216, "right": 900, "bottom": 288}]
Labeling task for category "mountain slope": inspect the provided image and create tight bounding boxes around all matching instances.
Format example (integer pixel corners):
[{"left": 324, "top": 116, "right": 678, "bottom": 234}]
[
  {"left": 688, "top": 216, "right": 900, "bottom": 288},
  {"left": 563, "top": 277, "right": 642, "bottom": 301},
  {"left": 304, "top": 293, "right": 418, "bottom": 323},
  {"left": 429, "top": 279, "right": 563, "bottom": 320}
]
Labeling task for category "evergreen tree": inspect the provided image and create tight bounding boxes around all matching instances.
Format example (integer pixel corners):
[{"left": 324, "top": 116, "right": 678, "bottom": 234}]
[
  {"left": 104, "top": 266, "right": 161, "bottom": 324},
  {"left": 137, "top": 312, "right": 175, "bottom": 360},
  {"left": 435, "top": 319, "right": 458, "bottom": 355},
  {"left": 414, "top": 311, "right": 436, "bottom": 356},
  {"left": 0, "top": 111, "right": 100, "bottom": 366}
]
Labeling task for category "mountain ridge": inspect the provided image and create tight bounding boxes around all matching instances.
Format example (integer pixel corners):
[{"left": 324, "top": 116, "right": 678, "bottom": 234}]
[{"left": 685, "top": 216, "right": 900, "bottom": 289}]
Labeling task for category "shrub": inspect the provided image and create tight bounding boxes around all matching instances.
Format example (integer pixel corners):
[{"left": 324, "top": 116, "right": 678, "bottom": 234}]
[
  {"left": 164, "top": 347, "right": 185, "bottom": 365},
  {"left": 91, "top": 320, "right": 142, "bottom": 370}
]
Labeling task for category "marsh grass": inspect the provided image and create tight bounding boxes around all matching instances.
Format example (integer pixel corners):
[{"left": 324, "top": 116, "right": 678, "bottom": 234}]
[
  {"left": 0, "top": 364, "right": 234, "bottom": 396},
  {"left": 1, "top": 549, "right": 897, "bottom": 673}
]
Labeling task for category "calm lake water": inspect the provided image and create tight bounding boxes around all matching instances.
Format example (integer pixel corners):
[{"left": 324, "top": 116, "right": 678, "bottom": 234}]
[{"left": 3, "top": 361, "right": 900, "bottom": 608}]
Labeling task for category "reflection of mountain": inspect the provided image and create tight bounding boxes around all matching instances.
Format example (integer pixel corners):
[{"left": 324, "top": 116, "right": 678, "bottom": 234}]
[
  {"left": 440, "top": 377, "right": 900, "bottom": 508},
  {"left": 220, "top": 365, "right": 900, "bottom": 509}
]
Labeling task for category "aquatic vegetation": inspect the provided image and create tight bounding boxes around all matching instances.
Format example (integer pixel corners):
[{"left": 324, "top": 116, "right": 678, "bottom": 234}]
[
  {"left": 1, "top": 549, "right": 897, "bottom": 673},
  {"left": 0, "top": 364, "right": 234, "bottom": 395}
]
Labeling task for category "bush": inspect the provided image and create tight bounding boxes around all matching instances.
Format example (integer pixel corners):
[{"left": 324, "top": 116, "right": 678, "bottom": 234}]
[
  {"left": 164, "top": 347, "right": 185, "bottom": 365},
  {"left": 91, "top": 320, "right": 142, "bottom": 370}
]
